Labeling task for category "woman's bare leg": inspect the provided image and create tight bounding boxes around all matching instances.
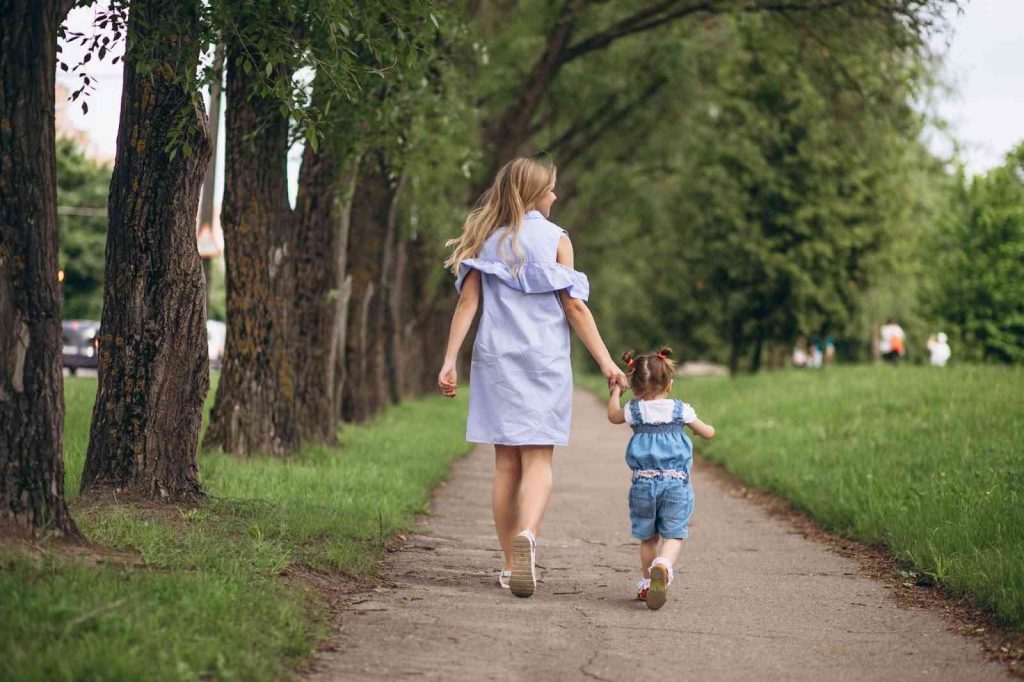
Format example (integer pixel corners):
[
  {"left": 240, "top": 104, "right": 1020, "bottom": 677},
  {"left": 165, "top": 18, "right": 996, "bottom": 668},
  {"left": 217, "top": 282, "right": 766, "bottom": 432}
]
[
  {"left": 493, "top": 445, "right": 522, "bottom": 570},
  {"left": 517, "top": 446, "right": 554, "bottom": 535}
]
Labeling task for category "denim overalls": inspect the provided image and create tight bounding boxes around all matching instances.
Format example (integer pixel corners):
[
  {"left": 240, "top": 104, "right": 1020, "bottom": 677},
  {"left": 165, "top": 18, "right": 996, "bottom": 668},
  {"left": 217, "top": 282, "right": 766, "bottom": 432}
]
[{"left": 625, "top": 399, "right": 695, "bottom": 540}]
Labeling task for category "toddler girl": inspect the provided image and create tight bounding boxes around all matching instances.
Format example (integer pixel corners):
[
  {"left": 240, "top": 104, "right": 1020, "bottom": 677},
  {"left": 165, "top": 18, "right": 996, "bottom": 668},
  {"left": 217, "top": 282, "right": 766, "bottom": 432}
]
[{"left": 607, "top": 347, "right": 714, "bottom": 610}]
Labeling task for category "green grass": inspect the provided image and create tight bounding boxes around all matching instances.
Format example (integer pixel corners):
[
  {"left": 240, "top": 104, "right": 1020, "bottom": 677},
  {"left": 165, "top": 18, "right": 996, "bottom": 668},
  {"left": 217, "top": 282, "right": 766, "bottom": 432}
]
[
  {"left": 3, "top": 377, "right": 471, "bottom": 682},
  {"left": 586, "top": 365, "right": 1024, "bottom": 629}
]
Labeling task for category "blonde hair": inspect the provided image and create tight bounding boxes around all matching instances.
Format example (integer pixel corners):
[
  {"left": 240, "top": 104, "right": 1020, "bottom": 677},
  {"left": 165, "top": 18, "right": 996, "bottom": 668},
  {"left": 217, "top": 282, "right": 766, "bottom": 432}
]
[{"left": 445, "top": 157, "right": 556, "bottom": 274}]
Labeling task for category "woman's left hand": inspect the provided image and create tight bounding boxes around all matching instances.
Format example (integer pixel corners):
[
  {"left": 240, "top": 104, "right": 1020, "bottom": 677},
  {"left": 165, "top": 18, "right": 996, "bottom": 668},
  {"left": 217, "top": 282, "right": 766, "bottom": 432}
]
[
  {"left": 438, "top": 361, "right": 458, "bottom": 398},
  {"left": 603, "top": 363, "right": 628, "bottom": 391}
]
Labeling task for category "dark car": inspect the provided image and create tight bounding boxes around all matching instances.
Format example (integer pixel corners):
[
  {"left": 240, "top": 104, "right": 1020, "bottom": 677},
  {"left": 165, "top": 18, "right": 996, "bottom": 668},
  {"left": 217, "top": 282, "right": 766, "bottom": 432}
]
[{"left": 62, "top": 320, "right": 100, "bottom": 375}]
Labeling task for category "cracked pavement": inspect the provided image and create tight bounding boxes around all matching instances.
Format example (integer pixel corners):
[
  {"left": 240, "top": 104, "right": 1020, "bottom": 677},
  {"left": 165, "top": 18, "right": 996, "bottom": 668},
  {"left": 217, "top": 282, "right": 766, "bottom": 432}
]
[{"left": 308, "top": 390, "right": 1006, "bottom": 681}]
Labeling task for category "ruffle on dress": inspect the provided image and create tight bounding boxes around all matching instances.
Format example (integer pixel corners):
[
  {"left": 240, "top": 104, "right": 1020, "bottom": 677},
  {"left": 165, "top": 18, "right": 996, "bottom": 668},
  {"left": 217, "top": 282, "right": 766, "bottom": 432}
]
[{"left": 455, "top": 258, "right": 590, "bottom": 301}]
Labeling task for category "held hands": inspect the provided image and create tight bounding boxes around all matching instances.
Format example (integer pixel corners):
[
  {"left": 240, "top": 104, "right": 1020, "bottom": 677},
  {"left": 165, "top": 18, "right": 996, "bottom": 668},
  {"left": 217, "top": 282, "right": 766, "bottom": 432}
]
[
  {"left": 437, "top": 360, "right": 458, "bottom": 398},
  {"left": 604, "top": 362, "right": 628, "bottom": 392}
]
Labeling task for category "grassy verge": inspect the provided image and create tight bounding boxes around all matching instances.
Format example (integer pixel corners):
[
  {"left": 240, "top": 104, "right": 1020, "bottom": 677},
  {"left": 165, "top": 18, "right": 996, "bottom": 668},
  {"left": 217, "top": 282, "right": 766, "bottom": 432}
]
[
  {"left": 3, "top": 377, "right": 471, "bottom": 682},
  {"left": 582, "top": 365, "right": 1024, "bottom": 629}
]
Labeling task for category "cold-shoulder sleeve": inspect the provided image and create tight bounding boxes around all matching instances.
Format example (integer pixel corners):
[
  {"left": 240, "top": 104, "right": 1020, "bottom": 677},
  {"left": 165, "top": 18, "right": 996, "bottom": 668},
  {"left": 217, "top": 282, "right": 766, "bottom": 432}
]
[{"left": 455, "top": 259, "right": 590, "bottom": 301}]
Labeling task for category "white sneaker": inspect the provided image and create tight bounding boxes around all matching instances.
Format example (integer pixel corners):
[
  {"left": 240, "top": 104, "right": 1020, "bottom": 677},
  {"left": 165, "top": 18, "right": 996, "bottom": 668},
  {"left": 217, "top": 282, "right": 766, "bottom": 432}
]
[
  {"left": 498, "top": 569, "right": 512, "bottom": 589},
  {"left": 509, "top": 530, "right": 537, "bottom": 598}
]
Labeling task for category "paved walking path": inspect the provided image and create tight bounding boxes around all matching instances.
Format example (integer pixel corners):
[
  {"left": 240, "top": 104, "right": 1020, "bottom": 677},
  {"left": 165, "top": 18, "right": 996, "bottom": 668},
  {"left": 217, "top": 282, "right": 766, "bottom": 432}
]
[{"left": 310, "top": 390, "right": 1005, "bottom": 681}]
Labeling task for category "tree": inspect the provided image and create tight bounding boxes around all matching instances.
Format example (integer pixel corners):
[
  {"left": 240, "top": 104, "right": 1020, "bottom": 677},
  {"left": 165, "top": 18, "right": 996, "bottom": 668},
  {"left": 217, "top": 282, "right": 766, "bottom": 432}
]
[
  {"left": 515, "top": 5, "right": 951, "bottom": 371},
  {"left": 81, "top": 0, "right": 212, "bottom": 500},
  {"left": 204, "top": 42, "right": 298, "bottom": 456},
  {"left": 932, "top": 144, "right": 1024, "bottom": 363},
  {"left": 472, "top": 0, "right": 956, "bottom": 197},
  {"left": 0, "top": 0, "right": 78, "bottom": 535}
]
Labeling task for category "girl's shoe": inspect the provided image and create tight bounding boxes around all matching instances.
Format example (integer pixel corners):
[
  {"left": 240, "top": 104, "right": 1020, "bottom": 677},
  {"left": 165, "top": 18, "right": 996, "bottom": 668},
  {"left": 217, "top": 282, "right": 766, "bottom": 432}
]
[
  {"left": 509, "top": 530, "right": 537, "bottom": 598},
  {"left": 498, "top": 570, "right": 512, "bottom": 589},
  {"left": 646, "top": 559, "right": 674, "bottom": 611},
  {"left": 636, "top": 578, "right": 651, "bottom": 601}
]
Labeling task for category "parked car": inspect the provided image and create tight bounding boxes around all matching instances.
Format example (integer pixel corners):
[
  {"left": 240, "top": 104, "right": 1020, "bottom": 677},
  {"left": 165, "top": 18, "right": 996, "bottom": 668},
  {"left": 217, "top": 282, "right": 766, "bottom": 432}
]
[
  {"left": 62, "top": 320, "right": 100, "bottom": 375},
  {"left": 207, "top": 320, "right": 227, "bottom": 370}
]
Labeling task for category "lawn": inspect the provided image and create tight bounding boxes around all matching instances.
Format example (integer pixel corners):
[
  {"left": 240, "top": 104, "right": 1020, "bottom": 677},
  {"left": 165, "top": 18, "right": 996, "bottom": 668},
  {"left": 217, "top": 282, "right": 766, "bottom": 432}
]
[
  {"left": 584, "top": 365, "right": 1024, "bottom": 629},
  {"left": 2, "top": 377, "right": 471, "bottom": 682}
]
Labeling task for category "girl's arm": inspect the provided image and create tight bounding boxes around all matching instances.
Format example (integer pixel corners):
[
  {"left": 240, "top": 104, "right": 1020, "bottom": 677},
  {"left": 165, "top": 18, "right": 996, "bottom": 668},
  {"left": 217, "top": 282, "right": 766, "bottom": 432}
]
[
  {"left": 607, "top": 385, "right": 626, "bottom": 424},
  {"left": 556, "top": 236, "right": 628, "bottom": 390},
  {"left": 437, "top": 269, "right": 481, "bottom": 398},
  {"left": 687, "top": 418, "right": 715, "bottom": 440}
]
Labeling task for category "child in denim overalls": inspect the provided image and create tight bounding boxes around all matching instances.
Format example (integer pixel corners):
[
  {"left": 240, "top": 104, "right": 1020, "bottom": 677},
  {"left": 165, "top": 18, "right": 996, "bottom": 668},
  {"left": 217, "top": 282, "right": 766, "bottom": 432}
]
[{"left": 607, "top": 347, "right": 715, "bottom": 610}]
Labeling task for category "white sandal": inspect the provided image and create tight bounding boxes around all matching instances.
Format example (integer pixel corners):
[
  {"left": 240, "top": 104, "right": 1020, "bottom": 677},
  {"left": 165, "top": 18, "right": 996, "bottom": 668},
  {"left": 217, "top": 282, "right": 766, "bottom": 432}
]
[
  {"left": 636, "top": 578, "right": 651, "bottom": 601},
  {"left": 509, "top": 530, "right": 537, "bottom": 598},
  {"left": 498, "top": 570, "right": 512, "bottom": 589},
  {"left": 646, "top": 558, "right": 674, "bottom": 610}
]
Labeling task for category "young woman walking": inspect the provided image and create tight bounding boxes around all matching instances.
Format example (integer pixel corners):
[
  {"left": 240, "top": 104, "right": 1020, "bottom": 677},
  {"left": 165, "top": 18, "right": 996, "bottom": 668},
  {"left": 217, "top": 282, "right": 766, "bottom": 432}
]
[{"left": 438, "top": 157, "right": 626, "bottom": 598}]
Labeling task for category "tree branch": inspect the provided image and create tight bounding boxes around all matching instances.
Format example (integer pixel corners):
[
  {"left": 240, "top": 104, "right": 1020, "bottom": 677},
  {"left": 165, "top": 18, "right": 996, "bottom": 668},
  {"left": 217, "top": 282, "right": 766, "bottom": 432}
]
[
  {"left": 551, "top": 75, "right": 670, "bottom": 171},
  {"left": 560, "top": 0, "right": 852, "bottom": 65}
]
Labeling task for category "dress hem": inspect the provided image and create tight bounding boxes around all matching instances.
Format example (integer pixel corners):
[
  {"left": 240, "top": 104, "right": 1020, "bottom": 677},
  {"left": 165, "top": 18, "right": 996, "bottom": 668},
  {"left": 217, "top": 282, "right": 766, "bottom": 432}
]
[{"left": 467, "top": 437, "right": 568, "bottom": 447}]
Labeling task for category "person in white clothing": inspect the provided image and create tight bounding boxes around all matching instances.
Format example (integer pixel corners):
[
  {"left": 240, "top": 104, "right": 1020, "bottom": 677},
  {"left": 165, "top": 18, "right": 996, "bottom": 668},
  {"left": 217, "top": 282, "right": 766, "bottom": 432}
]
[
  {"left": 927, "top": 332, "right": 951, "bottom": 367},
  {"left": 879, "top": 319, "right": 906, "bottom": 364}
]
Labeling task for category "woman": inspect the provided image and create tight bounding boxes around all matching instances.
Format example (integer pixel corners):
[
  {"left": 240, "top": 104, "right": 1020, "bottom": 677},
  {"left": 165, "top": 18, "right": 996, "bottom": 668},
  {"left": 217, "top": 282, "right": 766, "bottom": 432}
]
[{"left": 437, "top": 157, "right": 627, "bottom": 598}]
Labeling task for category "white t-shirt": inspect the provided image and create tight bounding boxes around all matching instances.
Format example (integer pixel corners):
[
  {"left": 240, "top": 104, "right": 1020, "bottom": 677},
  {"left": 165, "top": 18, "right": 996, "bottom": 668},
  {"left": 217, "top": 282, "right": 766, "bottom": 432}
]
[
  {"left": 623, "top": 399, "right": 697, "bottom": 425},
  {"left": 929, "top": 342, "right": 951, "bottom": 367},
  {"left": 879, "top": 324, "right": 905, "bottom": 353}
]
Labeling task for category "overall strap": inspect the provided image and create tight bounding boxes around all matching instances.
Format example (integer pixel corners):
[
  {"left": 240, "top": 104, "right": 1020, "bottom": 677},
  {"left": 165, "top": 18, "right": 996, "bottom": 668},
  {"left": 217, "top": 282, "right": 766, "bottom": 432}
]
[
  {"left": 628, "top": 400, "right": 643, "bottom": 425},
  {"left": 671, "top": 399, "right": 684, "bottom": 423}
]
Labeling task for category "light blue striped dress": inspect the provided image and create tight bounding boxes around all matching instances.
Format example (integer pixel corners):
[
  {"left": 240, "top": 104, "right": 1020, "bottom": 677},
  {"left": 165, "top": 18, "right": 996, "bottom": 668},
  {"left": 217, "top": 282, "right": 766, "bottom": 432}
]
[{"left": 455, "top": 210, "right": 590, "bottom": 446}]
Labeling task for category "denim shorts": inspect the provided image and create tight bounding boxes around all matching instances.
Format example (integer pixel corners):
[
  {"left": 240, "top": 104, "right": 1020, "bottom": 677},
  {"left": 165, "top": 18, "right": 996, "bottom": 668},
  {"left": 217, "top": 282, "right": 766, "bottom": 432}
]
[{"left": 628, "top": 477, "right": 693, "bottom": 540}]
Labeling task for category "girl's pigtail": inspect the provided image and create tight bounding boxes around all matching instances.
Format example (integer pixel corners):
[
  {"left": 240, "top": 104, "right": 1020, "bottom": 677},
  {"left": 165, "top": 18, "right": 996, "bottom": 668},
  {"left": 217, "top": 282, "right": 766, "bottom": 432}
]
[
  {"left": 657, "top": 346, "right": 673, "bottom": 361},
  {"left": 621, "top": 349, "right": 636, "bottom": 372}
]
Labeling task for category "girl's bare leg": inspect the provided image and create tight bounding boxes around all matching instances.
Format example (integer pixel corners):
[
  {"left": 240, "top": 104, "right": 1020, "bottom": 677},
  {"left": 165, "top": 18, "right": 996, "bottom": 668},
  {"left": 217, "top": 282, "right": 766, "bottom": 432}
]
[
  {"left": 493, "top": 445, "right": 522, "bottom": 570},
  {"left": 658, "top": 538, "right": 683, "bottom": 568},
  {"left": 640, "top": 536, "right": 660, "bottom": 578},
  {"left": 517, "top": 446, "right": 554, "bottom": 535}
]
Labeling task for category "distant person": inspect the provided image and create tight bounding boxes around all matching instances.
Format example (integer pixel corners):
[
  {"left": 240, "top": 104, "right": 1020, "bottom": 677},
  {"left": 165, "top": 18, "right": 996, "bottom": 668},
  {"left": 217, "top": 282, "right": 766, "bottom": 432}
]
[
  {"left": 791, "top": 336, "right": 809, "bottom": 367},
  {"left": 438, "top": 157, "right": 627, "bottom": 598},
  {"left": 927, "top": 332, "right": 951, "bottom": 367},
  {"left": 824, "top": 337, "right": 836, "bottom": 365},
  {"left": 607, "top": 348, "right": 715, "bottom": 611},
  {"left": 879, "top": 319, "right": 906, "bottom": 364},
  {"left": 809, "top": 336, "right": 824, "bottom": 369}
]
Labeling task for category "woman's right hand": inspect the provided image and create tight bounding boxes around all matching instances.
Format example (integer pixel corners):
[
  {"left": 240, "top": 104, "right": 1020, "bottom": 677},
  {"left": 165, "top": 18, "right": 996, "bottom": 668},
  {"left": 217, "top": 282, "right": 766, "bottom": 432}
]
[{"left": 438, "top": 360, "right": 458, "bottom": 398}]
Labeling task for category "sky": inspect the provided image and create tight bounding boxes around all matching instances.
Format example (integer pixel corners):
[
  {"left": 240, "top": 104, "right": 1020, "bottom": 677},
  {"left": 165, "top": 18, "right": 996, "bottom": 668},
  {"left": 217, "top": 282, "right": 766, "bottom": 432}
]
[{"left": 57, "top": 0, "right": 1024, "bottom": 189}]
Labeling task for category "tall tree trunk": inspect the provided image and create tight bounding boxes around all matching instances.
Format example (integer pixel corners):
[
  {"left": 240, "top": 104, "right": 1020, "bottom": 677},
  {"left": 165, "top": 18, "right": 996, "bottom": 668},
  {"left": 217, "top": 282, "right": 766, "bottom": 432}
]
[
  {"left": 293, "top": 137, "right": 357, "bottom": 444},
  {"left": 204, "top": 47, "right": 296, "bottom": 456},
  {"left": 341, "top": 153, "right": 400, "bottom": 422},
  {"left": 400, "top": 232, "right": 455, "bottom": 398},
  {"left": 332, "top": 179, "right": 356, "bottom": 424},
  {"left": 749, "top": 328, "right": 764, "bottom": 374},
  {"left": 380, "top": 172, "right": 406, "bottom": 406},
  {"left": 0, "top": 0, "right": 78, "bottom": 535},
  {"left": 81, "top": 0, "right": 211, "bottom": 501}
]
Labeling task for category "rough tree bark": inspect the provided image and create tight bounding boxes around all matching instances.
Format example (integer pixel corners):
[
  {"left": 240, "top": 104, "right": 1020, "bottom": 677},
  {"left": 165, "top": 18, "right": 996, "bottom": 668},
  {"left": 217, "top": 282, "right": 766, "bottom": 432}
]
[
  {"left": 204, "top": 47, "right": 297, "bottom": 456},
  {"left": 293, "top": 137, "right": 358, "bottom": 444},
  {"left": 341, "top": 153, "right": 402, "bottom": 423},
  {"left": 0, "top": 0, "right": 78, "bottom": 535},
  {"left": 81, "top": 0, "right": 211, "bottom": 501}
]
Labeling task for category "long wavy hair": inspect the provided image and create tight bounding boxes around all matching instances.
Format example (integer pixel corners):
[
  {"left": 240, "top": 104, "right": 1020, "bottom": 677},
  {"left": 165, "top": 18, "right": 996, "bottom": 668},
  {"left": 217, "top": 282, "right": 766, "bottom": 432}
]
[{"left": 444, "top": 157, "right": 556, "bottom": 274}]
